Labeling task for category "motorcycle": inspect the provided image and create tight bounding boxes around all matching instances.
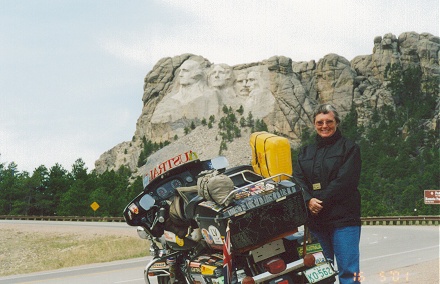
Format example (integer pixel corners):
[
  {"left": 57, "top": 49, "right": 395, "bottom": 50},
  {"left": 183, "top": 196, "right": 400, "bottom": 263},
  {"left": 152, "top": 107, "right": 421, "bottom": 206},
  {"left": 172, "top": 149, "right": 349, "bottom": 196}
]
[{"left": 123, "top": 151, "right": 337, "bottom": 284}]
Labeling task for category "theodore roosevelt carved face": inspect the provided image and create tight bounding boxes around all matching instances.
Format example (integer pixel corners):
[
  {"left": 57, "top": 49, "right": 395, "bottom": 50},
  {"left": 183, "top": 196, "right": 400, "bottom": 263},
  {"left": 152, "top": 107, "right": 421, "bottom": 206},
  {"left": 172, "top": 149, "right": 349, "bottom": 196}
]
[
  {"left": 235, "top": 72, "right": 249, "bottom": 96},
  {"left": 246, "top": 71, "right": 260, "bottom": 93}
]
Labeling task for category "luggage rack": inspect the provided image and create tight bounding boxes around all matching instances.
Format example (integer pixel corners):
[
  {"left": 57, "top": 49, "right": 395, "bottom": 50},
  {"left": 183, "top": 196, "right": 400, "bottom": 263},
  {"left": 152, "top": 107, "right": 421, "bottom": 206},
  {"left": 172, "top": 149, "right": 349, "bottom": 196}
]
[
  {"left": 220, "top": 171, "right": 294, "bottom": 205},
  {"left": 193, "top": 170, "right": 306, "bottom": 251},
  {"left": 226, "top": 169, "right": 262, "bottom": 186}
]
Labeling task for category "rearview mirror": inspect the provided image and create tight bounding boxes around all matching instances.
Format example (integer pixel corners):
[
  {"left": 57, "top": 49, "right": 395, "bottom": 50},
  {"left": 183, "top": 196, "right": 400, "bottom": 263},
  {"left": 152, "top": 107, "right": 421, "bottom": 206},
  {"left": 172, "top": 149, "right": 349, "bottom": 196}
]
[
  {"left": 137, "top": 226, "right": 150, "bottom": 239},
  {"left": 139, "top": 194, "right": 155, "bottom": 210},
  {"left": 211, "top": 156, "right": 229, "bottom": 170}
]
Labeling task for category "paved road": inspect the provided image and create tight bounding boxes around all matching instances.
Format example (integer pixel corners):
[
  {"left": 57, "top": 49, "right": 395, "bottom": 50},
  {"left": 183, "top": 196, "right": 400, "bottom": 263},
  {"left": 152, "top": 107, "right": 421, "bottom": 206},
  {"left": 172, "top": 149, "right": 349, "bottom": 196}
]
[
  {"left": 0, "top": 258, "right": 149, "bottom": 284},
  {"left": 358, "top": 226, "right": 439, "bottom": 284},
  {"left": 0, "top": 223, "right": 438, "bottom": 284}
]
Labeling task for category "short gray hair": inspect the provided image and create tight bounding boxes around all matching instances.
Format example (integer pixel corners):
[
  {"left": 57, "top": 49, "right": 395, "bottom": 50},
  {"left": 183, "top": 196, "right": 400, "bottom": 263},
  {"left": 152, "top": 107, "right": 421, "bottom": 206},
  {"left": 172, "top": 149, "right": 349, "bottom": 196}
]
[{"left": 313, "top": 104, "right": 340, "bottom": 124}]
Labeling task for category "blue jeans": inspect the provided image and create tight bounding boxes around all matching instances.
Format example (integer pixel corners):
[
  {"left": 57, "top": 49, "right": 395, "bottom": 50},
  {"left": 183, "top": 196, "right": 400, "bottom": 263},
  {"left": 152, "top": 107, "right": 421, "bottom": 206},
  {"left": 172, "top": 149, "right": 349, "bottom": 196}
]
[{"left": 310, "top": 226, "right": 361, "bottom": 284}]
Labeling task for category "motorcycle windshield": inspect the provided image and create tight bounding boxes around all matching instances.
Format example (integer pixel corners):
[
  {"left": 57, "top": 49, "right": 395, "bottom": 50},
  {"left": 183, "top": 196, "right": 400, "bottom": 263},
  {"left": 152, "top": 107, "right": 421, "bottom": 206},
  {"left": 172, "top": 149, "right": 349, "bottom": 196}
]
[{"left": 142, "top": 147, "right": 199, "bottom": 188}]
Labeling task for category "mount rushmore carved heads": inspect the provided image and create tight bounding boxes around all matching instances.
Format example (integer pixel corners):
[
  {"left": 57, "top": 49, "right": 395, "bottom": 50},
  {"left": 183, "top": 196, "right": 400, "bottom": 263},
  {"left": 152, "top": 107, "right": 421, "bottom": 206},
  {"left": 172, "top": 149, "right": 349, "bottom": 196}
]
[{"left": 150, "top": 59, "right": 277, "bottom": 124}]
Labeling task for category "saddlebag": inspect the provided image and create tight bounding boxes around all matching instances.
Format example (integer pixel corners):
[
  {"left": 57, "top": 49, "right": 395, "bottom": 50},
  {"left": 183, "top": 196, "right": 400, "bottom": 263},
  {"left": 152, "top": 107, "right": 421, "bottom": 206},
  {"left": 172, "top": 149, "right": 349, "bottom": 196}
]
[{"left": 193, "top": 176, "right": 307, "bottom": 252}]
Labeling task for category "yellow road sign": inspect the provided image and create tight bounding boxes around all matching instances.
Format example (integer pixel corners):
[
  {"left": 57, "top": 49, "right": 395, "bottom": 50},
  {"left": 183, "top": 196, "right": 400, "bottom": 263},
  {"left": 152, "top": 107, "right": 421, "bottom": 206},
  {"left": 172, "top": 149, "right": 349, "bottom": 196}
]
[{"left": 90, "top": 201, "right": 100, "bottom": 211}]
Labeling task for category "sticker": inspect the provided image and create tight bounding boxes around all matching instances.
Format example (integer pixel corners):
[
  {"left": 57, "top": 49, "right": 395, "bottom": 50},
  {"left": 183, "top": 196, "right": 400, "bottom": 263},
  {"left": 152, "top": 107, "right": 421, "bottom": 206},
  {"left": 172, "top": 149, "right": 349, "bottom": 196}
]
[
  {"left": 265, "top": 183, "right": 275, "bottom": 190},
  {"left": 198, "top": 201, "right": 224, "bottom": 212},
  {"left": 128, "top": 203, "right": 139, "bottom": 214},
  {"left": 163, "top": 230, "right": 176, "bottom": 242},
  {"left": 208, "top": 226, "right": 223, "bottom": 245},
  {"left": 225, "top": 186, "right": 296, "bottom": 217},
  {"left": 176, "top": 236, "right": 184, "bottom": 246},
  {"left": 202, "top": 228, "right": 214, "bottom": 244},
  {"left": 151, "top": 262, "right": 168, "bottom": 269},
  {"left": 201, "top": 264, "right": 217, "bottom": 275},
  {"left": 144, "top": 150, "right": 198, "bottom": 183},
  {"left": 313, "top": 252, "right": 326, "bottom": 265},
  {"left": 127, "top": 210, "right": 132, "bottom": 220}
]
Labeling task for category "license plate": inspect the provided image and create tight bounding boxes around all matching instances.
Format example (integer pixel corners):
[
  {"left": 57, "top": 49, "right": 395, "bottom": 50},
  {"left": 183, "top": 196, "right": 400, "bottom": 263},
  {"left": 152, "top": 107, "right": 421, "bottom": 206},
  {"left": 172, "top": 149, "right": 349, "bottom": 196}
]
[{"left": 303, "top": 262, "right": 335, "bottom": 283}]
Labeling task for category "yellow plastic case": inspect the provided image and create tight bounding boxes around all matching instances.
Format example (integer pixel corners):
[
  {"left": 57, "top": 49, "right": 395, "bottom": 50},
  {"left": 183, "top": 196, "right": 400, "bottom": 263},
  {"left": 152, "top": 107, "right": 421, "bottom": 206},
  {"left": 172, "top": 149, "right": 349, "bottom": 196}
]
[{"left": 250, "top": 131, "right": 292, "bottom": 178}]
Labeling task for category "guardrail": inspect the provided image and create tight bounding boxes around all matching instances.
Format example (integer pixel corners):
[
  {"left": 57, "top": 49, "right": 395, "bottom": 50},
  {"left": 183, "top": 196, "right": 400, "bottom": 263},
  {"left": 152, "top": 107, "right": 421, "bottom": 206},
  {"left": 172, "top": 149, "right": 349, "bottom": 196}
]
[
  {"left": 1, "top": 215, "right": 439, "bottom": 225},
  {"left": 0, "top": 215, "right": 125, "bottom": 222},
  {"left": 361, "top": 216, "right": 439, "bottom": 226}
]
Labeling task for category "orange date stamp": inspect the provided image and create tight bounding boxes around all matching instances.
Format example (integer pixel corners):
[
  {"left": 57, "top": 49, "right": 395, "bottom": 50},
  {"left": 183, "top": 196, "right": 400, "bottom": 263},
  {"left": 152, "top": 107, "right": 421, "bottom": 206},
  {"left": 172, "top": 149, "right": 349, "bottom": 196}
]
[{"left": 353, "top": 270, "right": 411, "bottom": 283}]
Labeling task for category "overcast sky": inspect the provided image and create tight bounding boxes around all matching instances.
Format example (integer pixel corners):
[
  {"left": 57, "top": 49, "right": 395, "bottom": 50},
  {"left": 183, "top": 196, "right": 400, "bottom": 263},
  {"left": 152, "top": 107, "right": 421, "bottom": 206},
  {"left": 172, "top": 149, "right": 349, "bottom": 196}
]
[{"left": 0, "top": 0, "right": 438, "bottom": 173}]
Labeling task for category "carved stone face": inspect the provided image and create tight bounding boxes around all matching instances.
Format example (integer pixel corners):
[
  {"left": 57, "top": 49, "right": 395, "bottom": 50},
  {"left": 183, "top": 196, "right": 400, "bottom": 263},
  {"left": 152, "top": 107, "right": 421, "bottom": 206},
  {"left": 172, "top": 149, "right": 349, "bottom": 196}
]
[
  {"left": 235, "top": 73, "right": 249, "bottom": 96},
  {"left": 209, "top": 65, "right": 229, "bottom": 88},
  {"left": 246, "top": 71, "right": 259, "bottom": 92},
  {"left": 179, "top": 60, "right": 202, "bottom": 86}
]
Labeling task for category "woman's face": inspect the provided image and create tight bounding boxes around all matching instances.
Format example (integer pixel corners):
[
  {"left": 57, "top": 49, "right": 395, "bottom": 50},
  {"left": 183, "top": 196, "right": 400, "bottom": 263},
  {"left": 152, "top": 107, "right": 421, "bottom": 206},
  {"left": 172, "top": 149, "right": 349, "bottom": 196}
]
[{"left": 314, "top": 111, "right": 338, "bottom": 138}]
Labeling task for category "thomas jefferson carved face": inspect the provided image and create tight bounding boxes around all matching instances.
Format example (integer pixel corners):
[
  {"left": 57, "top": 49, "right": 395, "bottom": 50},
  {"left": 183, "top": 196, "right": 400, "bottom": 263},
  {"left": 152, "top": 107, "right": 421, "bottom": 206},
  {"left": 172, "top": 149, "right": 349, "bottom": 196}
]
[
  {"left": 209, "top": 64, "right": 231, "bottom": 88},
  {"left": 179, "top": 60, "right": 203, "bottom": 86}
]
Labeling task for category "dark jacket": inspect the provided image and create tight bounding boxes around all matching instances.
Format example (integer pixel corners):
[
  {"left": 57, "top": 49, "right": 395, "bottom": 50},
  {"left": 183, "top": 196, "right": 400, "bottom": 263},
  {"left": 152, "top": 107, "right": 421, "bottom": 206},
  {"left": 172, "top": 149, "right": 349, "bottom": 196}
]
[{"left": 293, "top": 129, "right": 361, "bottom": 230}]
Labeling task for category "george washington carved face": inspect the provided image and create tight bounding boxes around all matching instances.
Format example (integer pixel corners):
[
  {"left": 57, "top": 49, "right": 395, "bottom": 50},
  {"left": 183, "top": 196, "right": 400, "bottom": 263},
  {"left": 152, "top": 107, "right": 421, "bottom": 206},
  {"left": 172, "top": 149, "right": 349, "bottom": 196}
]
[{"left": 178, "top": 60, "right": 203, "bottom": 86}]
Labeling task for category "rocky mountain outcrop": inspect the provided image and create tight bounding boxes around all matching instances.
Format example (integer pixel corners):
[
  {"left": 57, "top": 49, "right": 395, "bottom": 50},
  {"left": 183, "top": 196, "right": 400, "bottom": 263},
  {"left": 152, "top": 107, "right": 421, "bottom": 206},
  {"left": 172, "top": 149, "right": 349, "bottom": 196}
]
[{"left": 95, "top": 31, "right": 439, "bottom": 176}]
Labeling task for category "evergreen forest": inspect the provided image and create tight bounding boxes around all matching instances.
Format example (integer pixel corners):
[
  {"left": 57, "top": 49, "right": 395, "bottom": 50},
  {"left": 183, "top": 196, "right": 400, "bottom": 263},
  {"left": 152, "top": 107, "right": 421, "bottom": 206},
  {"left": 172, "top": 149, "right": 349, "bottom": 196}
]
[{"left": 0, "top": 64, "right": 438, "bottom": 217}]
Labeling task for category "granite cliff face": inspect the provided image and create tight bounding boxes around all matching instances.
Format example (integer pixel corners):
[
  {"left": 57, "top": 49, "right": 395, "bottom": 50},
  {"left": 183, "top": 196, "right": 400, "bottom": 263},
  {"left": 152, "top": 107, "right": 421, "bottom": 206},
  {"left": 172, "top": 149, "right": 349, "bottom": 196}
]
[{"left": 95, "top": 32, "right": 439, "bottom": 175}]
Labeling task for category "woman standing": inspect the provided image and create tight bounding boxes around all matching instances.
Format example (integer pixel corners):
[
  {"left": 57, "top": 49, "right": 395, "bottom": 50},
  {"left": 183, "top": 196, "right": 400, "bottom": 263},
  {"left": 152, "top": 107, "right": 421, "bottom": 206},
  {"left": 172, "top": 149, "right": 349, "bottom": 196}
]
[{"left": 293, "top": 104, "right": 362, "bottom": 284}]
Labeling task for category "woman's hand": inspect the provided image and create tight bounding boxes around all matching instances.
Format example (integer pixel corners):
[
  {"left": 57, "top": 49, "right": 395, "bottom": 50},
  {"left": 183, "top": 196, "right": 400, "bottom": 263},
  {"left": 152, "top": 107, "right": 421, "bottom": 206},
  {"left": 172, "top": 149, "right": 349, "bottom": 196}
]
[{"left": 308, "top": 198, "right": 323, "bottom": 216}]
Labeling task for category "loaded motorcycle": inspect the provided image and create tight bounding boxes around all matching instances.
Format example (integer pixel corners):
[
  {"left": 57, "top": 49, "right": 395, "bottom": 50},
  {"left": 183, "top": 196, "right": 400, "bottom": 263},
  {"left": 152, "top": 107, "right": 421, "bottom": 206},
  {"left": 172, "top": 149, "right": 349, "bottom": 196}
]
[{"left": 123, "top": 150, "right": 337, "bottom": 284}]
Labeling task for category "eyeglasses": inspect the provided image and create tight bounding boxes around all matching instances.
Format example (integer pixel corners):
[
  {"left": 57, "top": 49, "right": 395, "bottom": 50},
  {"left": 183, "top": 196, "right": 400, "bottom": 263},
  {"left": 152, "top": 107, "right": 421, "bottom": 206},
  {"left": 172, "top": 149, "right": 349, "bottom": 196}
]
[{"left": 315, "top": 120, "right": 335, "bottom": 126}]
